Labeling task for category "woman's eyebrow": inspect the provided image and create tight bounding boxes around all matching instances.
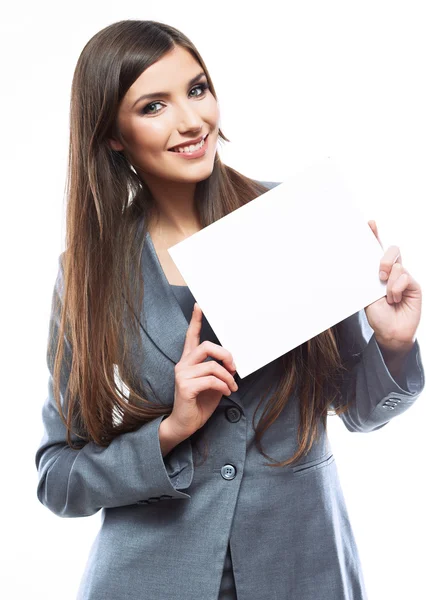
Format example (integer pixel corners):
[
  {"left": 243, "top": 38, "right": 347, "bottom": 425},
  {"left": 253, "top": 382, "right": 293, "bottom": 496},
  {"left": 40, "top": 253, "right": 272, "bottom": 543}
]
[{"left": 131, "top": 72, "right": 207, "bottom": 108}]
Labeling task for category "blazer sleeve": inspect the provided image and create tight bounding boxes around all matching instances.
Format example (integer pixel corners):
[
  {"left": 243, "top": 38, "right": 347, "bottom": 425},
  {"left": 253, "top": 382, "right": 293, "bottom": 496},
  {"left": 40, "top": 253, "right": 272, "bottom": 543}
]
[
  {"left": 35, "top": 255, "right": 194, "bottom": 518},
  {"left": 331, "top": 308, "right": 425, "bottom": 432}
]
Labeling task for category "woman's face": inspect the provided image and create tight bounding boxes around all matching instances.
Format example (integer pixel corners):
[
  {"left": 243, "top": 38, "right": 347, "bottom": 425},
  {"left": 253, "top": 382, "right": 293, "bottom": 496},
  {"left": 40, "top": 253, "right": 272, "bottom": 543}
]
[{"left": 110, "top": 45, "right": 220, "bottom": 185}]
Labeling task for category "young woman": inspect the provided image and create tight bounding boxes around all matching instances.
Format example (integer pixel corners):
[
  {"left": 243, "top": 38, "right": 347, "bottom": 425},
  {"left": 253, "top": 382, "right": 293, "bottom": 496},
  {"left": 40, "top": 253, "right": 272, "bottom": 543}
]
[{"left": 35, "top": 19, "right": 424, "bottom": 600}]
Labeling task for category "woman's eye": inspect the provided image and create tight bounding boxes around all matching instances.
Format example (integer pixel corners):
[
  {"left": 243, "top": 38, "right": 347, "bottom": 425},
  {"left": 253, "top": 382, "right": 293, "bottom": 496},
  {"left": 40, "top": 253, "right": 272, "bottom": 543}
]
[
  {"left": 141, "top": 82, "right": 209, "bottom": 115},
  {"left": 142, "top": 101, "right": 163, "bottom": 115},
  {"left": 189, "top": 82, "right": 209, "bottom": 98}
]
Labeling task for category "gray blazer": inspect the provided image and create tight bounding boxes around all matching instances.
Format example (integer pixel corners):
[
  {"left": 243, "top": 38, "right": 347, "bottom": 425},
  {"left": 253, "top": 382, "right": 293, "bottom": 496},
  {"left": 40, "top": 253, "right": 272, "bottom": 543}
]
[{"left": 35, "top": 180, "right": 425, "bottom": 600}]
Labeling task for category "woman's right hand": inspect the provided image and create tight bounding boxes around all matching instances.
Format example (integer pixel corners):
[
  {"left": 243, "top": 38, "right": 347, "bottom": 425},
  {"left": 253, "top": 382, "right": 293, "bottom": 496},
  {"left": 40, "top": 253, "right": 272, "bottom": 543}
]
[{"left": 167, "top": 302, "right": 239, "bottom": 441}]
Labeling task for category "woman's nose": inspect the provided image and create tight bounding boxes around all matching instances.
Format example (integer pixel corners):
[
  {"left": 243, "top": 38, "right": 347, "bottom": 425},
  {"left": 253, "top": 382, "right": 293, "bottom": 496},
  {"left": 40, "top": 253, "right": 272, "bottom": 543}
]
[{"left": 175, "top": 103, "right": 204, "bottom": 130}]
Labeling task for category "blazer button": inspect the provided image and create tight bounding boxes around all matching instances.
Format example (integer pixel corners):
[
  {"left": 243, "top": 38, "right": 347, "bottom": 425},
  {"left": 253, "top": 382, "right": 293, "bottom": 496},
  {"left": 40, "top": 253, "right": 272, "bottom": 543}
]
[
  {"left": 221, "top": 464, "right": 237, "bottom": 480},
  {"left": 226, "top": 407, "right": 242, "bottom": 423},
  {"left": 383, "top": 400, "right": 398, "bottom": 408}
]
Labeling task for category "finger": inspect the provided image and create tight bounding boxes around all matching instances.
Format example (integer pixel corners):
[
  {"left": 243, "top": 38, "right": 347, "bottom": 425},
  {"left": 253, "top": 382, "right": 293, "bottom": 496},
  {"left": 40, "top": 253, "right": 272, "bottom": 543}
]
[
  {"left": 181, "top": 302, "right": 203, "bottom": 357},
  {"left": 189, "top": 361, "right": 238, "bottom": 391},
  {"left": 191, "top": 375, "right": 234, "bottom": 398},
  {"left": 368, "top": 220, "right": 384, "bottom": 250},
  {"left": 385, "top": 262, "right": 402, "bottom": 303},
  {"left": 191, "top": 340, "right": 236, "bottom": 374},
  {"left": 380, "top": 245, "right": 403, "bottom": 282},
  {"left": 386, "top": 262, "right": 408, "bottom": 303},
  {"left": 391, "top": 271, "right": 410, "bottom": 304}
]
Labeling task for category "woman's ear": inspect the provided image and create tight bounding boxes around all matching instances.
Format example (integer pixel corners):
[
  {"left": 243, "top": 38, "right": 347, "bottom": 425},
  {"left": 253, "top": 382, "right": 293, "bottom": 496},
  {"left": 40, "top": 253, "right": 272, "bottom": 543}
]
[{"left": 109, "top": 138, "right": 124, "bottom": 152}]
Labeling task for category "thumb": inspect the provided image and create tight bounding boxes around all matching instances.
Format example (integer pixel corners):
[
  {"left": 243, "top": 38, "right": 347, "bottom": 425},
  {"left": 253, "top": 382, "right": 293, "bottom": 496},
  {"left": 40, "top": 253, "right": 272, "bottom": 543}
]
[
  {"left": 368, "top": 219, "right": 384, "bottom": 250},
  {"left": 182, "top": 302, "right": 203, "bottom": 357}
]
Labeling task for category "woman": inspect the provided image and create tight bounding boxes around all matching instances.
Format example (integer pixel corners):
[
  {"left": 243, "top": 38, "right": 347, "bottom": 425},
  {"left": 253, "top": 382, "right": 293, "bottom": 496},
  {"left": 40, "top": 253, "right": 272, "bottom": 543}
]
[{"left": 35, "top": 19, "right": 424, "bottom": 600}]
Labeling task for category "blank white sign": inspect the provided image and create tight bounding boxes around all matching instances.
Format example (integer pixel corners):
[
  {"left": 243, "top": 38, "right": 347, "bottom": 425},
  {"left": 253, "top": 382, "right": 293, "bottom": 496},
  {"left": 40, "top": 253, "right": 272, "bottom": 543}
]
[{"left": 168, "top": 157, "right": 386, "bottom": 378}]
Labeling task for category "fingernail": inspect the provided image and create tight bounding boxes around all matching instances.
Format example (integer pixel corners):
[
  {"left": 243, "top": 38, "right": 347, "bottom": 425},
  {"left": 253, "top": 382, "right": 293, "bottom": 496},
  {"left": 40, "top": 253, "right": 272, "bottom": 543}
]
[
  {"left": 380, "top": 271, "right": 388, "bottom": 280},
  {"left": 231, "top": 361, "right": 236, "bottom": 370}
]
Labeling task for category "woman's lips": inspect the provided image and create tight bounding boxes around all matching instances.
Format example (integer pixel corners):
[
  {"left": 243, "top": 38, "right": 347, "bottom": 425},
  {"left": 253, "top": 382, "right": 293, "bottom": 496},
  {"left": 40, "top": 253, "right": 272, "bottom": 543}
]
[{"left": 168, "top": 134, "right": 209, "bottom": 159}]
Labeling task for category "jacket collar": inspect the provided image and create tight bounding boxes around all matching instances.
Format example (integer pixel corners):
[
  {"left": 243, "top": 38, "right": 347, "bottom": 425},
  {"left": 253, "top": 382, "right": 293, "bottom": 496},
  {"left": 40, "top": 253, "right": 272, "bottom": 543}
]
[{"left": 140, "top": 224, "right": 191, "bottom": 365}]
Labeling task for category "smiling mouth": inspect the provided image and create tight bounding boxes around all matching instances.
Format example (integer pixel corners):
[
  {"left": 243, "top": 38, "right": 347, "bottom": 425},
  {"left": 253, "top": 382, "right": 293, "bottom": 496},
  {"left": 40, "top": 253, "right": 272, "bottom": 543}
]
[{"left": 168, "top": 133, "right": 209, "bottom": 153}]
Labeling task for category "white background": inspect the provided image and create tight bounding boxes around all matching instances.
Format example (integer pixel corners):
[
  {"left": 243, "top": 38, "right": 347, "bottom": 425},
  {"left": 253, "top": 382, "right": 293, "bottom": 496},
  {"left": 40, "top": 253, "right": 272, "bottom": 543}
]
[{"left": 1, "top": 1, "right": 425, "bottom": 599}]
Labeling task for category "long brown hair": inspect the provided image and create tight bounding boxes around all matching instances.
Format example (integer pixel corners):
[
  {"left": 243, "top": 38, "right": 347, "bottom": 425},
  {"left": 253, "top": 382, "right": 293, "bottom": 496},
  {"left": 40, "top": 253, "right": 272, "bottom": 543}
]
[{"left": 48, "top": 19, "right": 353, "bottom": 468}]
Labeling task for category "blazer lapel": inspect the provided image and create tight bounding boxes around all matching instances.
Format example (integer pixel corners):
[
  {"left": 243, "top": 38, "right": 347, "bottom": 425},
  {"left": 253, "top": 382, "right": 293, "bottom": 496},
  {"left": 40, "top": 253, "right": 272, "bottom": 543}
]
[
  {"left": 139, "top": 224, "right": 190, "bottom": 365},
  {"left": 137, "top": 218, "right": 245, "bottom": 408}
]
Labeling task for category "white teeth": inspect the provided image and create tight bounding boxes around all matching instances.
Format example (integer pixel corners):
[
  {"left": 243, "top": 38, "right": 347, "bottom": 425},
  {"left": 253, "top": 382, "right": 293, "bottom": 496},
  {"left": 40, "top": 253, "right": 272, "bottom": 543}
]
[{"left": 172, "top": 135, "right": 207, "bottom": 153}]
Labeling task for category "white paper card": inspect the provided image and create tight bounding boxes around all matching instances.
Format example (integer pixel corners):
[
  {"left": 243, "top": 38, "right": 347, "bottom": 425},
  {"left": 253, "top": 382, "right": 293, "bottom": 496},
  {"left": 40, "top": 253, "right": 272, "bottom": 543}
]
[{"left": 168, "top": 157, "right": 386, "bottom": 379}]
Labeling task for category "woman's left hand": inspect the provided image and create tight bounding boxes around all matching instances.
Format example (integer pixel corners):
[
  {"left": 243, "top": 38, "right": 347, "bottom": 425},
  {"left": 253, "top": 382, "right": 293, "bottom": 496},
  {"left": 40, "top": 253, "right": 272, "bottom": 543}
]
[{"left": 365, "top": 220, "right": 422, "bottom": 350}]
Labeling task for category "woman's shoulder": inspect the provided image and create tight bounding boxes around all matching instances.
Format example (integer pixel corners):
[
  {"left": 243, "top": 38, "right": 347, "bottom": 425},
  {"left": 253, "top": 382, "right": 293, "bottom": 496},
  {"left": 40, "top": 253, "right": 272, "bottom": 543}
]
[{"left": 254, "top": 179, "right": 281, "bottom": 190}]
